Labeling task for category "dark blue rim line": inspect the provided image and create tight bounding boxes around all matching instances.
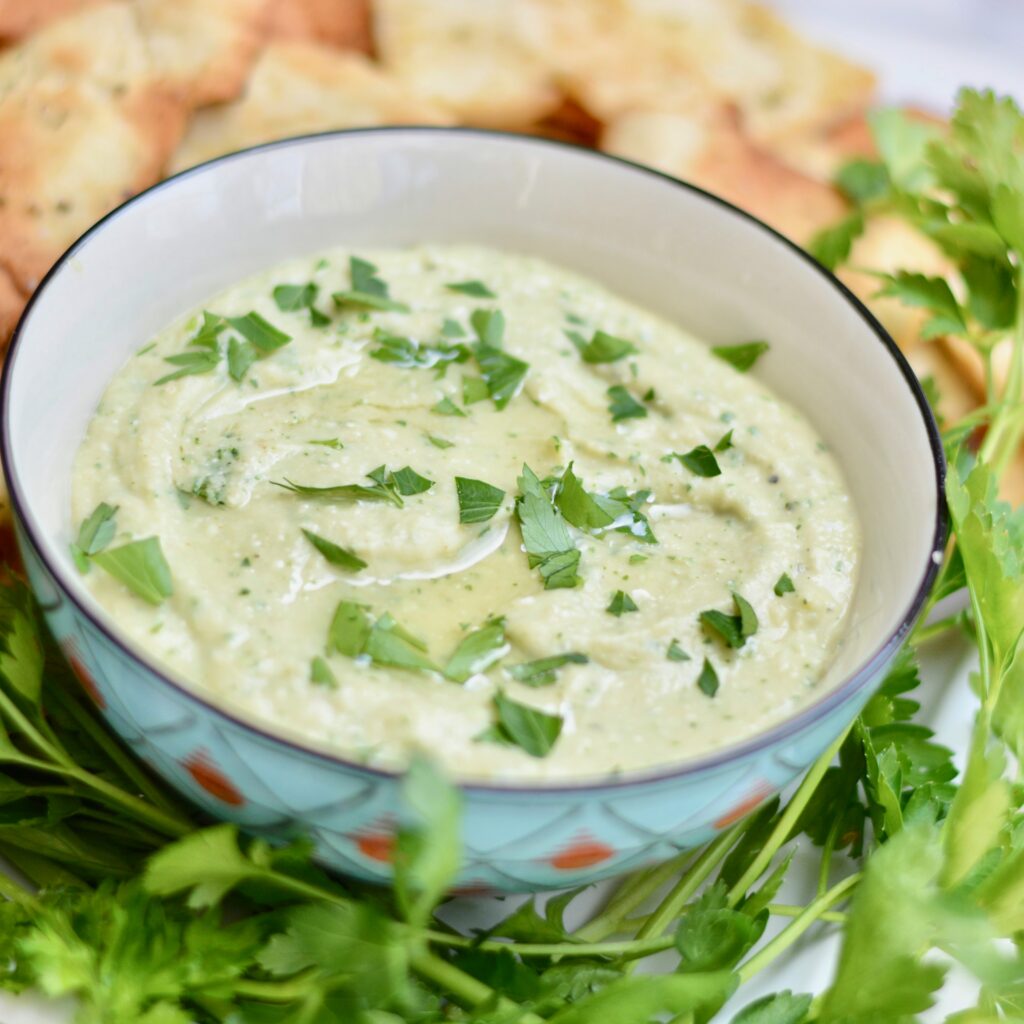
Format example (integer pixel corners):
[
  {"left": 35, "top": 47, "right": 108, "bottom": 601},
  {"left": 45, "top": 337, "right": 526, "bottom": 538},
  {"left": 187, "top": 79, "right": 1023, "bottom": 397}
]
[{"left": 0, "top": 125, "right": 948, "bottom": 794}]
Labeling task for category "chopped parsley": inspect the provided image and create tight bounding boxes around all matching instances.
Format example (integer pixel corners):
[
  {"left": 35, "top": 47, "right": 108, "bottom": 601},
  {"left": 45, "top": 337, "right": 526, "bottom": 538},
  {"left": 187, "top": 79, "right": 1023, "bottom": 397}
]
[
  {"left": 700, "top": 592, "right": 759, "bottom": 649},
  {"left": 607, "top": 385, "right": 648, "bottom": 422},
  {"left": 774, "top": 573, "right": 796, "bottom": 596},
  {"left": 715, "top": 430, "right": 734, "bottom": 452},
  {"left": 369, "top": 329, "right": 470, "bottom": 374},
  {"left": 470, "top": 309, "right": 505, "bottom": 347},
  {"left": 441, "top": 318, "right": 465, "bottom": 338},
  {"left": 71, "top": 502, "right": 118, "bottom": 572},
  {"left": 301, "top": 529, "right": 367, "bottom": 572},
  {"left": 385, "top": 466, "right": 434, "bottom": 496},
  {"left": 553, "top": 464, "right": 656, "bottom": 544},
  {"left": 507, "top": 652, "right": 588, "bottom": 687},
  {"left": 155, "top": 312, "right": 224, "bottom": 384},
  {"left": 92, "top": 537, "right": 173, "bottom": 606},
  {"left": 568, "top": 329, "right": 637, "bottom": 363},
  {"left": 272, "top": 282, "right": 325, "bottom": 326},
  {"left": 309, "top": 438, "right": 344, "bottom": 449},
  {"left": 669, "top": 445, "right": 722, "bottom": 478},
  {"left": 712, "top": 340, "right": 770, "bottom": 372},
  {"left": 697, "top": 658, "right": 720, "bottom": 697},
  {"left": 607, "top": 590, "right": 639, "bottom": 616},
  {"left": 226, "top": 312, "right": 292, "bottom": 354},
  {"left": 425, "top": 434, "right": 454, "bottom": 449},
  {"left": 446, "top": 280, "right": 496, "bottom": 298},
  {"left": 226, "top": 337, "right": 257, "bottom": 382},
  {"left": 480, "top": 692, "right": 563, "bottom": 757},
  {"left": 332, "top": 256, "right": 410, "bottom": 313},
  {"left": 273, "top": 471, "right": 405, "bottom": 508},
  {"left": 515, "top": 465, "right": 581, "bottom": 590},
  {"left": 329, "top": 601, "right": 436, "bottom": 672},
  {"left": 432, "top": 397, "right": 467, "bottom": 417},
  {"left": 462, "top": 376, "right": 490, "bottom": 405},
  {"left": 455, "top": 477, "right": 506, "bottom": 524},
  {"left": 667, "top": 639, "right": 690, "bottom": 662},
  {"left": 310, "top": 656, "right": 338, "bottom": 688},
  {"left": 474, "top": 344, "right": 529, "bottom": 410},
  {"left": 443, "top": 618, "right": 509, "bottom": 683}
]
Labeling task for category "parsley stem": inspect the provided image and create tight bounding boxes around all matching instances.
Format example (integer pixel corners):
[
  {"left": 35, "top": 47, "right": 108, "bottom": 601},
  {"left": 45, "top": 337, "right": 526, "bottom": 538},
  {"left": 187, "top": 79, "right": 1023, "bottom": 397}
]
[
  {"left": 817, "top": 814, "right": 843, "bottom": 897},
  {"left": 726, "top": 723, "right": 852, "bottom": 907},
  {"left": 423, "top": 929, "right": 676, "bottom": 960},
  {"left": 60, "top": 766, "right": 191, "bottom": 839},
  {"left": 911, "top": 614, "right": 963, "bottom": 645},
  {"left": 0, "top": 689, "right": 69, "bottom": 766},
  {"left": 0, "top": 865, "right": 34, "bottom": 906},
  {"left": 228, "top": 973, "right": 319, "bottom": 1003},
  {"left": 768, "top": 903, "right": 845, "bottom": 923},
  {"left": 736, "top": 872, "right": 860, "bottom": 982}
]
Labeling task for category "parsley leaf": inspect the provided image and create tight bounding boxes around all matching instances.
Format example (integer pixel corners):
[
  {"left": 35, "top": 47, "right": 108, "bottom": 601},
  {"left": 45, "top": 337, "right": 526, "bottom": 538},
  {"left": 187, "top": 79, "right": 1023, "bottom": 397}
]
[
  {"left": 667, "top": 639, "right": 690, "bottom": 662},
  {"left": 333, "top": 256, "right": 410, "bottom": 312},
  {"left": 226, "top": 337, "right": 256, "bottom": 382},
  {"left": 329, "top": 601, "right": 437, "bottom": 673},
  {"left": 607, "top": 385, "right": 648, "bottom": 422},
  {"left": 701, "top": 592, "right": 758, "bottom": 648},
  {"left": 607, "top": 590, "right": 639, "bottom": 617},
  {"left": 671, "top": 445, "right": 722, "bottom": 477},
  {"left": 92, "top": 538, "right": 173, "bottom": 606},
  {"left": 715, "top": 429, "right": 734, "bottom": 452},
  {"left": 273, "top": 281, "right": 323, "bottom": 326},
  {"left": 515, "top": 465, "right": 581, "bottom": 590},
  {"left": 443, "top": 618, "right": 509, "bottom": 683},
  {"left": 474, "top": 343, "right": 529, "bottom": 410},
  {"left": 697, "top": 658, "right": 720, "bottom": 697},
  {"left": 446, "top": 280, "right": 495, "bottom": 298},
  {"left": 441, "top": 317, "right": 465, "bottom": 338},
  {"left": 470, "top": 309, "right": 505, "bottom": 347},
  {"left": 309, "top": 438, "right": 344, "bottom": 449},
  {"left": 873, "top": 271, "right": 967, "bottom": 339},
  {"left": 369, "top": 329, "right": 470, "bottom": 373},
  {"left": 301, "top": 529, "right": 367, "bottom": 572},
  {"left": 455, "top": 477, "right": 506, "bottom": 524},
  {"left": 432, "top": 396, "right": 467, "bottom": 417},
  {"left": 425, "top": 434, "right": 453, "bottom": 449},
  {"left": 462, "top": 375, "right": 490, "bottom": 405},
  {"left": 71, "top": 503, "right": 117, "bottom": 571},
  {"left": 774, "top": 573, "right": 795, "bottom": 596},
  {"left": 711, "top": 341, "right": 770, "bottom": 372},
  {"left": 389, "top": 466, "right": 434, "bottom": 496},
  {"left": 154, "top": 348, "right": 221, "bottom": 386},
  {"left": 273, "top": 473, "right": 404, "bottom": 508},
  {"left": 809, "top": 211, "right": 865, "bottom": 271},
  {"left": 310, "top": 656, "right": 338, "bottom": 688},
  {"left": 507, "top": 652, "right": 588, "bottom": 687},
  {"left": 328, "top": 600, "right": 373, "bottom": 656},
  {"left": 484, "top": 692, "right": 563, "bottom": 757},
  {"left": 555, "top": 463, "right": 616, "bottom": 530},
  {"left": 226, "top": 312, "right": 292, "bottom": 353},
  {"left": 570, "top": 329, "right": 638, "bottom": 364}
]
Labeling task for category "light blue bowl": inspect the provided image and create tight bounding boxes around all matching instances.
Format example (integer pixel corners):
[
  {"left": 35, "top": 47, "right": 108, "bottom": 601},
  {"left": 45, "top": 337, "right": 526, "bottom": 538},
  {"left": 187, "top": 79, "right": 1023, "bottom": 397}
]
[{"left": 1, "top": 129, "right": 945, "bottom": 892}]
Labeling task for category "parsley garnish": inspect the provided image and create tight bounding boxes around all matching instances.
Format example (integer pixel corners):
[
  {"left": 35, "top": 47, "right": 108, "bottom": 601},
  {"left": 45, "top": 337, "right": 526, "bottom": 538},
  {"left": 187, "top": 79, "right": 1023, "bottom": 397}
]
[
  {"left": 515, "top": 465, "right": 581, "bottom": 590},
  {"left": 301, "top": 529, "right": 367, "bottom": 572},
  {"left": 387, "top": 466, "right": 434, "bottom": 496},
  {"left": 92, "top": 537, "right": 173, "bottom": 606},
  {"left": 474, "top": 343, "right": 529, "bottom": 410},
  {"left": 455, "top": 477, "right": 506, "bottom": 524},
  {"left": 462, "top": 376, "right": 490, "bottom": 405},
  {"left": 607, "top": 385, "right": 648, "bottom": 421},
  {"left": 226, "top": 337, "right": 256, "bottom": 382},
  {"left": 369, "top": 330, "right": 470, "bottom": 374},
  {"left": 226, "top": 312, "right": 291, "bottom": 354},
  {"left": 441, "top": 318, "right": 465, "bottom": 338},
  {"left": 154, "top": 312, "right": 224, "bottom": 385},
  {"left": 569, "top": 329, "right": 638, "bottom": 363},
  {"left": 482, "top": 692, "right": 563, "bottom": 757},
  {"left": 696, "top": 657, "right": 720, "bottom": 697},
  {"left": 71, "top": 502, "right": 117, "bottom": 572},
  {"left": 607, "top": 590, "right": 639, "bottom": 616},
  {"left": 554, "top": 462, "right": 616, "bottom": 529},
  {"left": 712, "top": 341, "right": 770, "bottom": 372},
  {"left": 670, "top": 445, "right": 722, "bottom": 477},
  {"left": 310, "top": 656, "right": 338, "bottom": 688},
  {"left": 309, "top": 438, "right": 344, "bottom": 449},
  {"left": 443, "top": 618, "right": 509, "bottom": 683},
  {"left": 332, "top": 256, "right": 410, "bottom": 313},
  {"left": 715, "top": 430, "right": 734, "bottom": 452},
  {"left": 329, "top": 601, "right": 436, "bottom": 672},
  {"left": 273, "top": 282, "right": 325, "bottom": 326},
  {"left": 426, "top": 434, "right": 454, "bottom": 449},
  {"left": 700, "top": 592, "right": 759, "bottom": 648},
  {"left": 507, "top": 652, "right": 588, "bottom": 687},
  {"left": 446, "top": 280, "right": 496, "bottom": 298},
  {"left": 774, "top": 573, "right": 795, "bottom": 596},
  {"left": 432, "top": 397, "right": 467, "bottom": 417},
  {"left": 273, "top": 471, "right": 405, "bottom": 508},
  {"left": 667, "top": 638, "right": 690, "bottom": 662}
]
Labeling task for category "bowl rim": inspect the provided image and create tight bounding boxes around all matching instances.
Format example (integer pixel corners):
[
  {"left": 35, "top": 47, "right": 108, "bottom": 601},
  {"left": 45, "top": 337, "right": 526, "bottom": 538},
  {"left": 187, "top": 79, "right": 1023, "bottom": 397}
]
[{"left": 0, "top": 125, "right": 948, "bottom": 794}]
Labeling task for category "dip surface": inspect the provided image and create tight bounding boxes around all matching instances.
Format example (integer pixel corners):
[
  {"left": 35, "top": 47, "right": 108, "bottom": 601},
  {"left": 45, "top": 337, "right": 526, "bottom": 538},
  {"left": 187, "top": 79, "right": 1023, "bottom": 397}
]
[{"left": 72, "top": 246, "right": 860, "bottom": 781}]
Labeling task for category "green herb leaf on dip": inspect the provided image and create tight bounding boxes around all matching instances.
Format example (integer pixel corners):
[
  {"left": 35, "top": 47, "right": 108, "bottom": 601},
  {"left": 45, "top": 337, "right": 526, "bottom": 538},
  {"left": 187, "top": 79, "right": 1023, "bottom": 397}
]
[
  {"left": 715, "top": 429, "right": 734, "bottom": 452},
  {"left": 443, "top": 618, "right": 509, "bottom": 683},
  {"left": 712, "top": 340, "right": 770, "bottom": 372},
  {"left": 697, "top": 658, "right": 720, "bottom": 697},
  {"left": 441, "top": 318, "right": 465, "bottom": 338},
  {"left": 301, "top": 529, "right": 367, "bottom": 572},
  {"left": 672, "top": 445, "right": 722, "bottom": 478},
  {"left": 273, "top": 472, "right": 404, "bottom": 508},
  {"left": 515, "top": 465, "right": 581, "bottom": 590},
  {"left": 474, "top": 344, "right": 529, "bottom": 410},
  {"left": 309, "top": 438, "right": 344, "bottom": 449},
  {"left": 155, "top": 311, "right": 226, "bottom": 384},
  {"left": 555, "top": 463, "right": 616, "bottom": 530},
  {"left": 92, "top": 537, "right": 173, "bottom": 606},
  {"left": 700, "top": 592, "right": 758, "bottom": 649},
  {"left": 774, "top": 573, "right": 796, "bottom": 596},
  {"left": 71, "top": 502, "right": 118, "bottom": 572},
  {"left": 370, "top": 330, "right": 470, "bottom": 373},
  {"left": 426, "top": 434, "right": 454, "bottom": 449},
  {"left": 329, "top": 601, "right": 373, "bottom": 656},
  {"left": 226, "top": 312, "right": 292, "bottom": 354},
  {"left": 470, "top": 309, "right": 505, "bottom": 347},
  {"left": 571, "top": 329, "right": 638, "bottom": 364},
  {"left": 446, "top": 280, "right": 496, "bottom": 298},
  {"left": 456, "top": 477, "right": 506, "bottom": 524},
  {"left": 310, "top": 656, "right": 338, "bottom": 688},
  {"left": 486, "top": 692, "right": 563, "bottom": 757},
  {"left": 432, "top": 397, "right": 467, "bottom": 417},
  {"left": 607, "top": 385, "right": 648, "bottom": 422},
  {"left": 226, "top": 338, "right": 257, "bottom": 382},
  {"left": 462, "top": 376, "right": 490, "bottom": 405},
  {"left": 607, "top": 590, "right": 639, "bottom": 617},
  {"left": 507, "top": 652, "right": 588, "bottom": 687},
  {"left": 389, "top": 466, "right": 434, "bottom": 496},
  {"left": 333, "top": 256, "right": 410, "bottom": 312},
  {"left": 329, "top": 601, "right": 437, "bottom": 673},
  {"left": 272, "top": 282, "right": 318, "bottom": 313},
  {"left": 667, "top": 639, "right": 690, "bottom": 662}
]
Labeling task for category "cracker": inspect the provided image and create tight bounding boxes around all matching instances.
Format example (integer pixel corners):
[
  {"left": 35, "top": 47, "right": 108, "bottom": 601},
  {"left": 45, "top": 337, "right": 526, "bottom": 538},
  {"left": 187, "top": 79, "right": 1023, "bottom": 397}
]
[
  {"left": 170, "top": 43, "right": 452, "bottom": 173},
  {"left": 0, "top": 0, "right": 100, "bottom": 43},
  {"left": 266, "top": 0, "right": 372, "bottom": 53},
  {"left": 0, "top": 0, "right": 269, "bottom": 293},
  {"left": 373, "top": 0, "right": 561, "bottom": 129},
  {"left": 0, "top": 265, "right": 25, "bottom": 345},
  {"left": 601, "top": 107, "right": 846, "bottom": 244}
]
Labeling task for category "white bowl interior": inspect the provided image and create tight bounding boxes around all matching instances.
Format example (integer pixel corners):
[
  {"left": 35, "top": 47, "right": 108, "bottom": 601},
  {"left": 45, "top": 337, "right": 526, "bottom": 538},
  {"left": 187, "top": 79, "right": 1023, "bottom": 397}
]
[{"left": 4, "top": 129, "right": 940, "bottom": 719}]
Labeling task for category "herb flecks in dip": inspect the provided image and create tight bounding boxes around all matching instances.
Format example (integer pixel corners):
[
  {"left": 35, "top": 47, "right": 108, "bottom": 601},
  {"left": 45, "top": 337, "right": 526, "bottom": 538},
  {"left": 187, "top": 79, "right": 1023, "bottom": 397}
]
[{"left": 72, "top": 246, "right": 860, "bottom": 781}]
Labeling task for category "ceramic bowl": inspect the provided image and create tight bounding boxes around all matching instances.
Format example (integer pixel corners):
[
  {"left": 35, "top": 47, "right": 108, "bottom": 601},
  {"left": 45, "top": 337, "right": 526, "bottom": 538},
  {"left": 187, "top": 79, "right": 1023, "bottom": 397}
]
[{"left": 1, "top": 129, "right": 945, "bottom": 892}]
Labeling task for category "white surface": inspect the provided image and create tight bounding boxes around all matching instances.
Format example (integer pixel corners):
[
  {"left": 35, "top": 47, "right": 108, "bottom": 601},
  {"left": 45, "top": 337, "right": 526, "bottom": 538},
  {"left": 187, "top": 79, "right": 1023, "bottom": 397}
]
[{"left": 1, "top": 3, "right": 1017, "bottom": 1020}]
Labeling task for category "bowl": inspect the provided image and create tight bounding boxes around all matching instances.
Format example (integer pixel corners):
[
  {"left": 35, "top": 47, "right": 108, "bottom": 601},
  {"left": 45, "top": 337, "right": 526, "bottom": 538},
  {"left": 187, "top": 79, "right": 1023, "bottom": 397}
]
[{"left": 1, "top": 128, "right": 945, "bottom": 892}]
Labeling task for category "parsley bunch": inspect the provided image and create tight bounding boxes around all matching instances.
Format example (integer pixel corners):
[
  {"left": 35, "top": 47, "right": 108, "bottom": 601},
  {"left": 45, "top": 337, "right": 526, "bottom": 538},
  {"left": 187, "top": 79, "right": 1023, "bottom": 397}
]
[{"left": 0, "top": 87, "right": 1021, "bottom": 1023}]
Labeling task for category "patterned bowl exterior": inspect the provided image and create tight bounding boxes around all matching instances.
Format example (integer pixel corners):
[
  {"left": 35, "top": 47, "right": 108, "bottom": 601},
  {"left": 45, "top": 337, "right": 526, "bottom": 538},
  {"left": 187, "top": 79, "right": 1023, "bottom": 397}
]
[{"left": 18, "top": 522, "right": 890, "bottom": 893}]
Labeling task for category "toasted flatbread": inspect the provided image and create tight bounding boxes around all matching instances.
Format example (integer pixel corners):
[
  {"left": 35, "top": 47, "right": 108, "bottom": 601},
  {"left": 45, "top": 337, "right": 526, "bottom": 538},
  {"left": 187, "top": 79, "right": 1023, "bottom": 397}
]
[
  {"left": 0, "top": 0, "right": 100, "bottom": 43},
  {"left": 266, "top": 0, "right": 372, "bottom": 52},
  {"left": 373, "top": 0, "right": 561, "bottom": 129},
  {"left": 0, "top": 0, "right": 269, "bottom": 293},
  {"left": 601, "top": 107, "right": 847, "bottom": 244},
  {"left": 0, "top": 266, "right": 25, "bottom": 342},
  {"left": 170, "top": 43, "right": 452, "bottom": 173}
]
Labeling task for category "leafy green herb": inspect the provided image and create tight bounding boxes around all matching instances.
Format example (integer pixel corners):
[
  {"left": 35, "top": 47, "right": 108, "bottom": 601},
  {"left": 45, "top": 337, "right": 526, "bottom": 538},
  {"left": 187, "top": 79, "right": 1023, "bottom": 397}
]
[
  {"left": 273, "top": 281, "right": 323, "bottom": 326},
  {"left": 671, "top": 445, "right": 722, "bottom": 478},
  {"left": 441, "top": 317, "right": 465, "bottom": 338},
  {"left": 310, "top": 656, "right": 338, "bottom": 688},
  {"left": 554, "top": 462, "right": 615, "bottom": 530},
  {"left": 607, "top": 385, "right": 648, "bottom": 422},
  {"left": 809, "top": 211, "right": 865, "bottom": 271},
  {"left": 470, "top": 308, "right": 505, "bottom": 347},
  {"left": 369, "top": 329, "right": 470, "bottom": 373},
  {"left": 507, "top": 652, "right": 588, "bottom": 687},
  {"left": 154, "top": 347, "right": 221, "bottom": 385},
  {"left": 443, "top": 618, "right": 509, "bottom": 683},
  {"left": 226, "top": 312, "right": 292, "bottom": 353},
  {"left": 273, "top": 473, "right": 404, "bottom": 508},
  {"left": 226, "top": 337, "right": 256, "bottom": 382},
  {"left": 329, "top": 601, "right": 437, "bottom": 673},
  {"left": 607, "top": 590, "right": 639, "bottom": 617},
  {"left": 483, "top": 691, "right": 563, "bottom": 757},
  {"left": 432, "top": 396, "right": 467, "bottom": 417},
  {"left": 71, "top": 503, "right": 117, "bottom": 572},
  {"left": 462, "top": 375, "right": 490, "bottom": 405},
  {"left": 667, "top": 639, "right": 690, "bottom": 662},
  {"left": 332, "top": 256, "right": 410, "bottom": 312},
  {"left": 309, "top": 438, "right": 344, "bottom": 449},
  {"left": 425, "top": 434, "right": 454, "bottom": 449},
  {"left": 711, "top": 341, "right": 770, "bottom": 372},
  {"left": 714, "top": 430, "right": 734, "bottom": 452},
  {"left": 696, "top": 658, "right": 720, "bottom": 697},
  {"left": 446, "top": 280, "right": 495, "bottom": 298},
  {"left": 774, "top": 573, "right": 795, "bottom": 596},
  {"left": 700, "top": 592, "right": 758, "bottom": 648},
  {"left": 455, "top": 477, "right": 506, "bottom": 524},
  {"left": 301, "top": 529, "right": 367, "bottom": 571},
  {"left": 474, "top": 343, "right": 529, "bottom": 410},
  {"left": 92, "top": 537, "right": 173, "bottom": 606},
  {"left": 874, "top": 271, "right": 967, "bottom": 339},
  {"left": 569, "top": 329, "right": 638, "bottom": 364},
  {"left": 388, "top": 466, "right": 434, "bottom": 496},
  {"left": 515, "top": 464, "right": 581, "bottom": 590}
]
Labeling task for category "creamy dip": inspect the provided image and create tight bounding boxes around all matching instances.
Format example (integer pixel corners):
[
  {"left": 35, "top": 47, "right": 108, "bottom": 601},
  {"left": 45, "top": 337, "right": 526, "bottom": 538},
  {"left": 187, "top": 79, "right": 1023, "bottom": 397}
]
[{"left": 72, "top": 246, "right": 859, "bottom": 781}]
